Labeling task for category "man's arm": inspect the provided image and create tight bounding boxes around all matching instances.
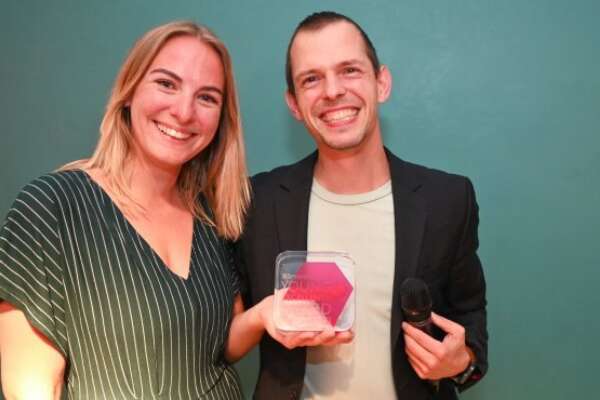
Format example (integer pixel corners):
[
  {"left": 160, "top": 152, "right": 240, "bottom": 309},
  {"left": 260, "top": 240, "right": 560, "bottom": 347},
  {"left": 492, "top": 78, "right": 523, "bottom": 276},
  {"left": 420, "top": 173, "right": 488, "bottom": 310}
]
[
  {"left": 444, "top": 178, "right": 488, "bottom": 386},
  {"left": 0, "top": 301, "right": 66, "bottom": 400},
  {"left": 402, "top": 177, "right": 487, "bottom": 388}
]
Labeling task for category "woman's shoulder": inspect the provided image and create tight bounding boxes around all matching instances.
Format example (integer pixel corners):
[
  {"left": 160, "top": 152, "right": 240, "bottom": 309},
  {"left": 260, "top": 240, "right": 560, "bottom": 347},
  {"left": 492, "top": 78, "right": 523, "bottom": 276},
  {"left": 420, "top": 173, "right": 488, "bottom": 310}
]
[
  {"left": 28, "top": 169, "right": 87, "bottom": 185},
  {"left": 13, "top": 169, "right": 94, "bottom": 212}
]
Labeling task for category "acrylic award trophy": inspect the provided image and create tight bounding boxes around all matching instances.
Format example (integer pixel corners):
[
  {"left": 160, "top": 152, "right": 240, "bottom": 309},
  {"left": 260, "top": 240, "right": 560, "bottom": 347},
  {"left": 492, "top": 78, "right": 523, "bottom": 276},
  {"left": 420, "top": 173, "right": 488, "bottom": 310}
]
[{"left": 273, "top": 251, "right": 355, "bottom": 332}]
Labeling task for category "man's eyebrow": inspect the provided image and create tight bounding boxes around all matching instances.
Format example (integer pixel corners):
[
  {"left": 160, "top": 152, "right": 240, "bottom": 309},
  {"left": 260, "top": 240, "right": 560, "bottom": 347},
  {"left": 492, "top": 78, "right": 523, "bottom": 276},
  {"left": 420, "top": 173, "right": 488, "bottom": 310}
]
[
  {"left": 149, "top": 68, "right": 224, "bottom": 95},
  {"left": 339, "top": 59, "right": 366, "bottom": 68},
  {"left": 294, "top": 59, "right": 369, "bottom": 81}
]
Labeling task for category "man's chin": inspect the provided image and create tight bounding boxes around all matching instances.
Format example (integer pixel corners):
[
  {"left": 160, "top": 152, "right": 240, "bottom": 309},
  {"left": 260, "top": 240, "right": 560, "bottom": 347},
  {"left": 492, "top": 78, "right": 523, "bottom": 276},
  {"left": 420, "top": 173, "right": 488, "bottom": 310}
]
[{"left": 319, "top": 137, "right": 365, "bottom": 152}]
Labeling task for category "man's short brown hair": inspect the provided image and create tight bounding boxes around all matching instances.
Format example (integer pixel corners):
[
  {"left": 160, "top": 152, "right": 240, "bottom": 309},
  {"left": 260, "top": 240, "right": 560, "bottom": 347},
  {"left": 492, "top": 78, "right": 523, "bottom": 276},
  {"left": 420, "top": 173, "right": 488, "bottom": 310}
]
[{"left": 285, "top": 11, "right": 381, "bottom": 95}]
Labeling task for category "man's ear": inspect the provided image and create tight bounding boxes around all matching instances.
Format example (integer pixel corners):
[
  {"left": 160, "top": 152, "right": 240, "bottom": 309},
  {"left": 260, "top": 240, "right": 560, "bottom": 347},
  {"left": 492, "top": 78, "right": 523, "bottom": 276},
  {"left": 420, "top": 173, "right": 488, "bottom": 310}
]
[
  {"left": 376, "top": 65, "right": 392, "bottom": 103},
  {"left": 285, "top": 90, "right": 303, "bottom": 121}
]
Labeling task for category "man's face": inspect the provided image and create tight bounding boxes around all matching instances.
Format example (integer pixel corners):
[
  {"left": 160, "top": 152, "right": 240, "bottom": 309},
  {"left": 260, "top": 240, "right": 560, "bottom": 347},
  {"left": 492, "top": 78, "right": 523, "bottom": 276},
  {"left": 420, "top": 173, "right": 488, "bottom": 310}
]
[{"left": 286, "top": 21, "right": 391, "bottom": 153}]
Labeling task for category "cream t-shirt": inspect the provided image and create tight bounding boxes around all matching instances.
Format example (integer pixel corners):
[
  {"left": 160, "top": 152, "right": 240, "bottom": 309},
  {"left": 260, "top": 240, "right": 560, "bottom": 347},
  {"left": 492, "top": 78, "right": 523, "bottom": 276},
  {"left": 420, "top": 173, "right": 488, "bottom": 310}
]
[{"left": 302, "top": 179, "right": 396, "bottom": 399}]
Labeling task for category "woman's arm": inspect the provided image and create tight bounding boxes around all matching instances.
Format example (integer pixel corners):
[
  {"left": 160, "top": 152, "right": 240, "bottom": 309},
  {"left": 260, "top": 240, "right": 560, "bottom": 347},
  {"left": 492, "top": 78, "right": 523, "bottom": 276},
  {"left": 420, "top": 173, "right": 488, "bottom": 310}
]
[
  {"left": 224, "top": 294, "right": 266, "bottom": 362},
  {"left": 0, "top": 301, "right": 66, "bottom": 400}
]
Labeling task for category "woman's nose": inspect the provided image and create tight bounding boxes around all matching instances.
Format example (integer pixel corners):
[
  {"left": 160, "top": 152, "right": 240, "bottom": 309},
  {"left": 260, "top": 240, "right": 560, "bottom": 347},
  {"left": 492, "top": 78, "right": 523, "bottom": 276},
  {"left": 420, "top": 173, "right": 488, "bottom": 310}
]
[{"left": 170, "top": 95, "right": 194, "bottom": 123}]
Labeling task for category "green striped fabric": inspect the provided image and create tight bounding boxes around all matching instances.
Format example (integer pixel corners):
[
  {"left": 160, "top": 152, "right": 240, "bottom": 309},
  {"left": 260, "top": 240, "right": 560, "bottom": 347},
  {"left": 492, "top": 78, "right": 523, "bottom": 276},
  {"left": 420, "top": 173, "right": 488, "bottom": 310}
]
[{"left": 0, "top": 170, "right": 243, "bottom": 399}]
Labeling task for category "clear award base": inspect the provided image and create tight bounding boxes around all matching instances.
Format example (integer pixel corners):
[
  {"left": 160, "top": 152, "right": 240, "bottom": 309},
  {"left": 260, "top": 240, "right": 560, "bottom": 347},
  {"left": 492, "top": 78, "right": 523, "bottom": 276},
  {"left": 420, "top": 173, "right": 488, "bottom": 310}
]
[{"left": 273, "top": 251, "right": 355, "bottom": 332}]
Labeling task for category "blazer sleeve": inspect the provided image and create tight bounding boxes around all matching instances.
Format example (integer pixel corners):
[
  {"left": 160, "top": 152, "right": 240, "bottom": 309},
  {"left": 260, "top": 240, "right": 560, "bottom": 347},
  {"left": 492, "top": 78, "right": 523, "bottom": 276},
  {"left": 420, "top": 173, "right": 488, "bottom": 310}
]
[{"left": 446, "top": 177, "right": 488, "bottom": 390}]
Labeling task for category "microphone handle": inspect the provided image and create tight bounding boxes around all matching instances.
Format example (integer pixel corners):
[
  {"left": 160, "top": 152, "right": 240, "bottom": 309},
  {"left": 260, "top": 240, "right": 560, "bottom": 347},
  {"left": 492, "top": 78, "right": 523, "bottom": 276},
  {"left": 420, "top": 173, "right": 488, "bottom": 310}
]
[
  {"left": 407, "top": 317, "right": 439, "bottom": 391},
  {"left": 408, "top": 317, "right": 433, "bottom": 336}
]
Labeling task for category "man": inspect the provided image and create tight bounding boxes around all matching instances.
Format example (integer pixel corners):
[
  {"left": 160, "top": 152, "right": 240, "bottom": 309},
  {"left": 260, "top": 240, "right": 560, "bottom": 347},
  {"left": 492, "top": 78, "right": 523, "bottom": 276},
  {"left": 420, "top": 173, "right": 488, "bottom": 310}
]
[{"left": 236, "top": 11, "right": 487, "bottom": 400}]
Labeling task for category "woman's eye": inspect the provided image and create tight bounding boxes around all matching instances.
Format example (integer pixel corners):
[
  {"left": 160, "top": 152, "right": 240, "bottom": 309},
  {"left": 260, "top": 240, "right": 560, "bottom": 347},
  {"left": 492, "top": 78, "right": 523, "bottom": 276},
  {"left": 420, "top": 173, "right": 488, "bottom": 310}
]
[
  {"left": 156, "top": 79, "right": 175, "bottom": 89},
  {"left": 198, "top": 94, "right": 220, "bottom": 105}
]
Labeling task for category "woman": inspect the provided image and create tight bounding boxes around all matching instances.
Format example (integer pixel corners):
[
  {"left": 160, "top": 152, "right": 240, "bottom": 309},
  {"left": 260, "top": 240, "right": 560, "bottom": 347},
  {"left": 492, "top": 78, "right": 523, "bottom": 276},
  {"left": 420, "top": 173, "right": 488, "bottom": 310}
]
[{"left": 0, "top": 21, "right": 250, "bottom": 399}]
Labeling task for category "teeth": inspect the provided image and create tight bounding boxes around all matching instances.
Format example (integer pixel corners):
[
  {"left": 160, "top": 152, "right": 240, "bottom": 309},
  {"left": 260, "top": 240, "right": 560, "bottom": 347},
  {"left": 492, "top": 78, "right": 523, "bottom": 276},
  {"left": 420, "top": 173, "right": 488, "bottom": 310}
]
[
  {"left": 322, "top": 108, "right": 358, "bottom": 122},
  {"left": 155, "top": 122, "right": 191, "bottom": 140}
]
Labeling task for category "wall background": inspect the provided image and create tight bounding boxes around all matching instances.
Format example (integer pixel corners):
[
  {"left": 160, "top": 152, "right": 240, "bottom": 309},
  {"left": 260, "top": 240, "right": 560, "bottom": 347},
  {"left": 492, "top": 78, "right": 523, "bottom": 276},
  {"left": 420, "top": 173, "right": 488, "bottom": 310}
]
[{"left": 1, "top": 0, "right": 599, "bottom": 398}]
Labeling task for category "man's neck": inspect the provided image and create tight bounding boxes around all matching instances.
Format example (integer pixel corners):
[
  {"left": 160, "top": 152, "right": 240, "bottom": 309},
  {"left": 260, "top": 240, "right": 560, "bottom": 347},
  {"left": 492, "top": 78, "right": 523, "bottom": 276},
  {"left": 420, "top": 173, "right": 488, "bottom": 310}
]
[{"left": 314, "top": 144, "right": 390, "bottom": 195}]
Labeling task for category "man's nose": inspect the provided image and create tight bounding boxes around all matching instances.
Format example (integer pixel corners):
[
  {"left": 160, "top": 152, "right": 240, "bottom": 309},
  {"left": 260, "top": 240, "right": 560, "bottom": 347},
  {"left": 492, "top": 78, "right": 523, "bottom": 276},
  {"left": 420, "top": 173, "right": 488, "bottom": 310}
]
[{"left": 324, "top": 75, "right": 346, "bottom": 100}]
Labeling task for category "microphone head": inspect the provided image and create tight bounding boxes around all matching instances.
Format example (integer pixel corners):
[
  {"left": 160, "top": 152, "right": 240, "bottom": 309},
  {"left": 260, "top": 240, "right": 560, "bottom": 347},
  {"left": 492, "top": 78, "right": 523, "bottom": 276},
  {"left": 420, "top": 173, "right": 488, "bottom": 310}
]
[{"left": 400, "top": 278, "right": 432, "bottom": 323}]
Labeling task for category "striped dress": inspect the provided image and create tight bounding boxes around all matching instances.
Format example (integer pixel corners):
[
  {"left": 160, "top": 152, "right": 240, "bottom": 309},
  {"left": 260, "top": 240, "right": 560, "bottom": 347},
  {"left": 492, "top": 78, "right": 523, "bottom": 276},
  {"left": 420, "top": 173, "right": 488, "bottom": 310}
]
[{"left": 0, "top": 170, "right": 243, "bottom": 399}]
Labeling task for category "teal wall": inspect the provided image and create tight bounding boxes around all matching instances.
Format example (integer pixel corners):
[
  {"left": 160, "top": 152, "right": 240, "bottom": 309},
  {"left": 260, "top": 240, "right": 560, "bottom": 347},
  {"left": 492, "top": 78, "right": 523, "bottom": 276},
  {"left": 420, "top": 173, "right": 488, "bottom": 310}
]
[{"left": 1, "top": 1, "right": 599, "bottom": 398}]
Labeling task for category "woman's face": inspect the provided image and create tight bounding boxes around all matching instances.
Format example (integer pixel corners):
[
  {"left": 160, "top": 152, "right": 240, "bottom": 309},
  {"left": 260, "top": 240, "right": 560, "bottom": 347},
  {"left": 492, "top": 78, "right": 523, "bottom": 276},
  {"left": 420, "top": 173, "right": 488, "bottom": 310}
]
[{"left": 128, "top": 35, "right": 225, "bottom": 173}]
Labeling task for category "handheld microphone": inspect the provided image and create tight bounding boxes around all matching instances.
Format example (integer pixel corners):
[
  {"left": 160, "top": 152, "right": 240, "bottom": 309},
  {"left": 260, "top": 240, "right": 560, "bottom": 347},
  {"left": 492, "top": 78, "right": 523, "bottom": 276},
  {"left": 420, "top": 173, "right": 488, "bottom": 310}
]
[
  {"left": 400, "top": 278, "right": 440, "bottom": 390},
  {"left": 400, "top": 278, "right": 433, "bottom": 336}
]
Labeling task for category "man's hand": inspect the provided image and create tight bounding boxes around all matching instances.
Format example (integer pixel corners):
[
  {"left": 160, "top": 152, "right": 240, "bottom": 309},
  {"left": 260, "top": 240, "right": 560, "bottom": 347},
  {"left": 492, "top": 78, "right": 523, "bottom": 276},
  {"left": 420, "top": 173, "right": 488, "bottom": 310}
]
[
  {"left": 402, "top": 312, "right": 472, "bottom": 380},
  {"left": 258, "top": 294, "right": 354, "bottom": 349}
]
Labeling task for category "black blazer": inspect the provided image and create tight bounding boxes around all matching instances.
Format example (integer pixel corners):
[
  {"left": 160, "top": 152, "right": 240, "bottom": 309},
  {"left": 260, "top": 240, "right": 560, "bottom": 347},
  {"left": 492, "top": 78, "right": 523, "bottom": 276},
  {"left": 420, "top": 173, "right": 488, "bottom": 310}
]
[{"left": 235, "top": 150, "right": 488, "bottom": 400}]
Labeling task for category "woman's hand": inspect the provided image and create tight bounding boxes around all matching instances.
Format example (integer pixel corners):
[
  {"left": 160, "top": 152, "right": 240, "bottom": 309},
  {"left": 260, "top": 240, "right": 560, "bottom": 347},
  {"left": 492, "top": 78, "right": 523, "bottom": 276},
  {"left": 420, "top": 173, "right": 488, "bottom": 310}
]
[
  {"left": 257, "top": 293, "right": 354, "bottom": 350},
  {"left": 225, "top": 294, "right": 353, "bottom": 363}
]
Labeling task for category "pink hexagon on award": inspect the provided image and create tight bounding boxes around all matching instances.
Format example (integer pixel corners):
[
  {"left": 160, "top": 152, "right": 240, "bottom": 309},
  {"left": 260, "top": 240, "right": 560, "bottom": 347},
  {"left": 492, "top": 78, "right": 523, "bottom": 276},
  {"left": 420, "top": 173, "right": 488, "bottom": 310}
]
[{"left": 283, "top": 261, "right": 353, "bottom": 326}]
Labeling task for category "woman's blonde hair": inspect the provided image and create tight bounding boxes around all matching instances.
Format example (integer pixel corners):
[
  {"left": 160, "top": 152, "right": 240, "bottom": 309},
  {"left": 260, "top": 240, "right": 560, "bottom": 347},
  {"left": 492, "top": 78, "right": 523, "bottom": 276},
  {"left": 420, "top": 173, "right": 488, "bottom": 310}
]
[{"left": 64, "top": 21, "right": 250, "bottom": 240}]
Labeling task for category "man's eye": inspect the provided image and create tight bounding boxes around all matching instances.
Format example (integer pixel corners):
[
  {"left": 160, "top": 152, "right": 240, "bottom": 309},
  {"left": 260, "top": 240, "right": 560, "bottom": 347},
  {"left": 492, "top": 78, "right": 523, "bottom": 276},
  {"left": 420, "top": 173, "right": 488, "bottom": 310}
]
[
  {"left": 302, "top": 75, "right": 319, "bottom": 86},
  {"left": 156, "top": 79, "right": 175, "bottom": 89},
  {"left": 344, "top": 67, "right": 359, "bottom": 74}
]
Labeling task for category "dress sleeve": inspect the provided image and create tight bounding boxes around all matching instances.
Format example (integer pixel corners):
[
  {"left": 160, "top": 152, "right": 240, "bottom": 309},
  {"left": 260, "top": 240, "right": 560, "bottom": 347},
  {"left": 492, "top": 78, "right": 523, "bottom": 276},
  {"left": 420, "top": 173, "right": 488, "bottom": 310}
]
[
  {"left": 0, "top": 177, "right": 68, "bottom": 356},
  {"left": 225, "top": 241, "right": 242, "bottom": 296}
]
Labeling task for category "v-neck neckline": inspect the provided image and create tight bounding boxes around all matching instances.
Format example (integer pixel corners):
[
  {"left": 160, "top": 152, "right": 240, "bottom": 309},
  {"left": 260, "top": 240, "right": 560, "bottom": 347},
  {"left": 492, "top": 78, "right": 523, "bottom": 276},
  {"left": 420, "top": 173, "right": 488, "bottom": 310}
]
[{"left": 79, "top": 169, "right": 195, "bottom": 281}]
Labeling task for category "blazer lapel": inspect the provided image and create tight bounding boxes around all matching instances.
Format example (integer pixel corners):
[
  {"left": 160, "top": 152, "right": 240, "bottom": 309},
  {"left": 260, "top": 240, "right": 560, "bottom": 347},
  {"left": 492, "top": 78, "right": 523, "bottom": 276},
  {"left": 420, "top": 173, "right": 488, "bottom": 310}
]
[
  {"left": 273, "top": 152, "right": 317, "bottom": 252},
  {"left": 387, "top": 151, "right": 428, "bottom": 350}
]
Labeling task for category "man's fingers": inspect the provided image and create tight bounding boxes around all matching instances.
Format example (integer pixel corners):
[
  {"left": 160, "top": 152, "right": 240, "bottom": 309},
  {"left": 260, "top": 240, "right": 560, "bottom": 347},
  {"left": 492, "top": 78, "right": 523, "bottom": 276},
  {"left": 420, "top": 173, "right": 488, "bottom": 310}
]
[
  {"left": 406, "top": 351, "right": 428, "bottom": 379},
  {"left": 402, "top": 322, "right": 441, "bottom": 352},
  {"left": 405, "top": 334, "right": 440, "bottom": 379},
  {"left": 431, "top": 312, "right": 464, "bottom": 335},
  {"left": 404, "top": 334, "right": 436, "bottom": 369}
]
